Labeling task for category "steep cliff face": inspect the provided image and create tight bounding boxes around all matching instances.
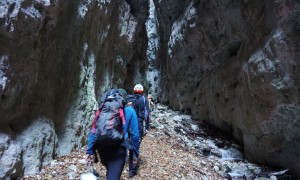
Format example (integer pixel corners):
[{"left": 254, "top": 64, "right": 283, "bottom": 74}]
[
  {"left": 156, "top": 0, "right": 300, "bottom": 175},
  {"left": 0, "top": 0, "right": 300, "bottom": 178},
  {"left": 0, "top": 0, "right": 149, "bottom": 178}
]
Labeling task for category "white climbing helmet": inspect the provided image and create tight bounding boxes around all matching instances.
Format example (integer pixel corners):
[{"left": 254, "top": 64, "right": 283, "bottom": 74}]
[{"left": 133, "top": 84, "right": 144, "bottom": 94}]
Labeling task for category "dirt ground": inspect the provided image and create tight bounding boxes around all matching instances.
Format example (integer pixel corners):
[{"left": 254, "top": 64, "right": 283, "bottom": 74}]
[{"left": 22, "top": 129, "right": 222, "bottom": 180}]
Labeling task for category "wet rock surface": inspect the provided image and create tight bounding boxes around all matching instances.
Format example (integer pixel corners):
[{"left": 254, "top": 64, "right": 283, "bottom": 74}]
[
  {"left": 156, "top": 0, "right": 300, "bottom": 174},
  {"left": 22, "top": 104, "right": 294, "bottom": 180},
  {"left": 150, "top": 104, "right": 295, "bottom": 179}
]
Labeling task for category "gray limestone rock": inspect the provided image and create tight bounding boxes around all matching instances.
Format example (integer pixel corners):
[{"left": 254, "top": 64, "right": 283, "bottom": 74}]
[{"left": 0, "top": 0, "right": 300, "bottom": 177}]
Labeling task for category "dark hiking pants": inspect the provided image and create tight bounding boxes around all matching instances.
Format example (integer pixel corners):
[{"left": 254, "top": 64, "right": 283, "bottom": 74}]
[
  {"left": 138, "top": 118, "right": 145, "bottom": 141},
  {"left": 97, "top": 145, "right": 126, "bottom": 180},
  {"left": 129, "top": 149, "right": 139, "bottom": 177}
]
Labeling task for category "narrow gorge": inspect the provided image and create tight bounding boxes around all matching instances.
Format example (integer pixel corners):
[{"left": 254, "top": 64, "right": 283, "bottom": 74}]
[{"left": 0, "top": 0, "right": 299, "bottom": 178}]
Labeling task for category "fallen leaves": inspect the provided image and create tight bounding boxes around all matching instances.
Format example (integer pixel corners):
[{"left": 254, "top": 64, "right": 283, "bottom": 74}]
[{"left": 22, "top": 128, "right": 222, "bottom": 180}]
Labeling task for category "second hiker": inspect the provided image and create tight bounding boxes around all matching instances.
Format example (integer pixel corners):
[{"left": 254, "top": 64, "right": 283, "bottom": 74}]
[{"left": 126, "top": 84, "right": 150, "bottom": 140}]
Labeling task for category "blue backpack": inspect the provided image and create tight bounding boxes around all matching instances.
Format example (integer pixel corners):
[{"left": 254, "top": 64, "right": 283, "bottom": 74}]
[{"left": 126, "top": 94, "right": 148, "bottom": 120}]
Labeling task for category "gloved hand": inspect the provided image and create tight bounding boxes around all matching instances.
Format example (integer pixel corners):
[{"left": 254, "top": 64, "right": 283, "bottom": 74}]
[
  {"left": 144, "top": 129, "right": 149, "bottom": 136},
  {"left": 85, "top": 154, "right": 94, "bottom": 164}
]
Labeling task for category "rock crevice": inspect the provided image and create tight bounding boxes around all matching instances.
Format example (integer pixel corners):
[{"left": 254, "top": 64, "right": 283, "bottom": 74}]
[{"left": 0, "top": 0, "right": 300, "bottom": 177}]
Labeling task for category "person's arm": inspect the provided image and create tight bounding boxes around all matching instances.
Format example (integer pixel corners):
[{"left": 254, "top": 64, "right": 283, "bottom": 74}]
[
  {"left": 144, "top": 97, "right": 150, "bottom": 130},
  {"left": 123, "top": 107, "right": 129, "bottom": 140},
  {"left": 91, "top": 109, "right": 101, "bottom": 133},
  {"left": 126, "top": 107, "right": 140, "bottom": 157},
  {"left": 86, "top": 109, "right": 101, "bottom": 155},
  {"left": 86, "top": 132, "right": 96, "bottom": 155},
  {"left": 151, "top": 101, "right": 155, "bottom": 111}
]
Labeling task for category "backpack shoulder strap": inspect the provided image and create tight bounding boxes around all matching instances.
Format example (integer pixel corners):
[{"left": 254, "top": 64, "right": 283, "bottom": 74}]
[
  {"left": 142, "top": 96, "right": 146, "bottom": 104},
  {"left": 91, "top": 108, "right": 101, "bottom": 133}
]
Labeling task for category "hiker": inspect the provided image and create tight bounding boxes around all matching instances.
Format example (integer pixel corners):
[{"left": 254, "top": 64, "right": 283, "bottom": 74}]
[
  {"left": 126, "top": 84, "right": 150, "bottom": 140},
  {"left": 147, "top": 94, "right": 155, "bottom": 112},
  {"left": 147, "top": 94, "right": 155, "bottom": 124},
  {"left": 85, "top": 89, "right": 140, "bottom": 180},
  {"left": 118, "top": 88, "right": 141, "bottom": 178}
]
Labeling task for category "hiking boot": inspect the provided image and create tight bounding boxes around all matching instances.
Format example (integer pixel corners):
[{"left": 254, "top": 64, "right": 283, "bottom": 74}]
[
  {"left": 125, "top": 155, "right": 129, "bottom": 163},
  {"left": 129, "top": 172, "right": 137, "bottom": 178}
]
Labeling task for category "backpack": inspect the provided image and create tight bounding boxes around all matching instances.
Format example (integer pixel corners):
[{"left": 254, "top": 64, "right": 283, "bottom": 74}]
[
  {"left": 126, "top": 94, "right": 147, "bottom": 120},
  {"left": 95, "top": 89, "right": 125, "bottom": 146}
]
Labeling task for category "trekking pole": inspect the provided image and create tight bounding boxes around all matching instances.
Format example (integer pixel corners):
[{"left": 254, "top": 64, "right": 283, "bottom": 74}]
[
  {"left": 86, "top": 161, "right": 93, "bottom": 173},
  {"left": 80, "top": 159, "right": 100, "bottom": 180},
  {"left": 88, "top": 160, "right": 100, "bottom": 177}
]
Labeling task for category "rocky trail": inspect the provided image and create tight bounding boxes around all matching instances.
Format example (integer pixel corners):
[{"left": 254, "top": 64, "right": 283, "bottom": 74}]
[{"left": 22, "top": 104, "right": 294, "bottom": 180}]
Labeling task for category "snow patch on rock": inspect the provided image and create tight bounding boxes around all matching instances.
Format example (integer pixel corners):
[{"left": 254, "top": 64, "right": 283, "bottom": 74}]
[
  {"left": 271, "top": 74, "right": 294, "bottom": 90},
  {"left": 99, "top": 71, "right": 111, "bottom": 96},
  {"left": 146, "top": 0, "right": 160, "bottom": 99},
  {"left": 146, "top": 0, "right": 159, "bottom": 61},
  {"left": 116, "top": 54, "right": 124, "bottom": 66},
  {"left": 21, "top": 0, "right": 51, "bottom": 19},
  {"left": 245, "top": 29, "right": 294, "bottom": 90},
  {"left": 0, "top": 0, "right": 22, "bottom": 18},
  {"left": 37, "top": 0, "right": 51, "bottom": 6},
  {"left": 21, "top": 4, "right": 41, "bottom": 19},
  {"left": 119, "top": 1, "right": 137, "bottom": 42},
  {"left": 267, "top": 29, "right": 294, "bottom": 90},
  {"left": 146, "top": 69, "right": 160, "bottom": 97},
  {"left": 57, "top": 43, "right": 97, "bottom": 156},
  {"left": 0, "top": 0, "right": 22, "bottom": 31},
  {"left": 0, "top": 55, "right": 9, "bottom": 92},
  {"left": 247, "top": 50, "right": 276, "bottom": 74},
  {"left": 78, "top": 0, "right": 92, "bottom": 18},
  {"left": 98, "top": 24, "right": 110, "bottom": 41},
  {"left": 168, "top": 1, "right": 197, "bottom": 57},
  {"left": 97, "top": 0, "right": 111, "bottom": 11},
  {"left": 1, "top": 0, "right": 50, "bottom": 31},
  {"left": 272, "top": 29, "right": 288, "bottom": 49}
]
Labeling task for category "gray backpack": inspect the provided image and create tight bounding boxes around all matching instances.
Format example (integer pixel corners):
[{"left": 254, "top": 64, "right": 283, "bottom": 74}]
[{"left": 95, "top": 89, "right": 125, "bottom": 146}]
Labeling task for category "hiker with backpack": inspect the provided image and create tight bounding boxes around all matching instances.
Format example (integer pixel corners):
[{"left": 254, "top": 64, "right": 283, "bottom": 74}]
[
  {"left": 126, "top": 84, "right": 150, "bottom": 140},
  {"left": 147, "top": 94, "right": 155, "bottom": 112},
  {"left": 124, "top": 84, "right": 150, "bottom": 177},
  {"left": 85, "top": 89, "right": 140, "bottom": 180},
  {"left": 118, "top": 88, "right": 141, "bottom": 178},
  {"left": 146, "top": 94, "right": 155, "bottom": 127}
]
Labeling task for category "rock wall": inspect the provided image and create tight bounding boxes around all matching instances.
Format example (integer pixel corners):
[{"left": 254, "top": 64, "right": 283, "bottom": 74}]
[
  {"left": 0, "top": 0, "right": 149, "bottom": 178},
  {"left": 156, "top": 0, "right": 300, "bottom": 175},
  {"left": 1, "top": 0, "right": 300, "bottom": 178}
]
